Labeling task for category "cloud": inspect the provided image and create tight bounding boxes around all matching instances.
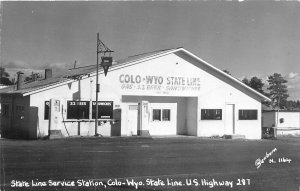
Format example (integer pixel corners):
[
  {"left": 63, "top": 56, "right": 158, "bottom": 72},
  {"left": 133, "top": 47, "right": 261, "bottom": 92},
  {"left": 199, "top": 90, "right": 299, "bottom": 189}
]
[
  {"left": 286, "top": 72, "right": 299, "bottom": 79},
  {"left": 3, "top": 60, "right": 31, "bottom": 69},
  {"left": 37, "top": 62, "right": 73, "bottom": 70},
  {"left": 35, "top": 62, "right": 74, "bottom": 76},
  {"left": 285, "top": 73, "right": 300, "bottom": 100},
  {"left": 2, "top": 60, "right": 75, "bottom": 79}
]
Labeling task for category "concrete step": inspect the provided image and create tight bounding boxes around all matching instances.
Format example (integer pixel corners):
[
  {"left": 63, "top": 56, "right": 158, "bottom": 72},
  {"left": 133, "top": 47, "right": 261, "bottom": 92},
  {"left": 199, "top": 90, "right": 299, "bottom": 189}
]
[
  {"left": 223, "top": 134, "right": 246, "bottom": 139},
  {"left": 49, "top": 130, "right": 64, "bottom": 139},
  {"left": 49, "top": 134, "right": 64, "bottom": 139}
]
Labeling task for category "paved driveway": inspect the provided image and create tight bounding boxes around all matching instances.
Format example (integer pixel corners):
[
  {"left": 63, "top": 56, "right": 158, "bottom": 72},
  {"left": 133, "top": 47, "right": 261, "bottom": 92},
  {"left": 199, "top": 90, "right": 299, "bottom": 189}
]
[{"left": 0, "top": 136, "right": 299, "bottom": 191}]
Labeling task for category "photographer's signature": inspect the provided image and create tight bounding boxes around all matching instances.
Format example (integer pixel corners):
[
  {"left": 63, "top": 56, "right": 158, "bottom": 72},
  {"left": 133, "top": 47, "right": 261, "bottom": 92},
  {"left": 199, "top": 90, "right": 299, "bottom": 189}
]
[{"left": 255, "top": 148, "right": 292, "bottom": 169}]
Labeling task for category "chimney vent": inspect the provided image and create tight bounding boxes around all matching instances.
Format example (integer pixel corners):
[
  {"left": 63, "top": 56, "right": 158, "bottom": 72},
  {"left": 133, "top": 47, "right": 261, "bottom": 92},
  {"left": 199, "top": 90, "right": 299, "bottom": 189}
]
[
  {"left": 45, "top": 69, "right": 52, "bottom": 79},
  {"left": 17, "top": 71, "right": 25, "bottom": 90}
]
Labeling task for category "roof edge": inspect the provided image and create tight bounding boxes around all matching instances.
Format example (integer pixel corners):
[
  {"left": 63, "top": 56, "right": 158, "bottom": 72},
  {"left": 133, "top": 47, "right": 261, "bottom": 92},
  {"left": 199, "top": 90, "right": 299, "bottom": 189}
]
[
  {"left": 15, "top": 47, "right": 271, "bottom": 101},
  {"left": 177, "top": 48, "right": 271, "bottom": 102}
]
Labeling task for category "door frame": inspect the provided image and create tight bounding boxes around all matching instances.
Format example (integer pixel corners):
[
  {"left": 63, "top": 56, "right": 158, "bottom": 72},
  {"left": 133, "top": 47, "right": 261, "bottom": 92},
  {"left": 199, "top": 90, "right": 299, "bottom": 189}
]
[
  {"left": 225, "top": 104, "right": 235, "bottom": 134},
  {"left": 126, "top": 104, "right": 139, "bottom": 136}
]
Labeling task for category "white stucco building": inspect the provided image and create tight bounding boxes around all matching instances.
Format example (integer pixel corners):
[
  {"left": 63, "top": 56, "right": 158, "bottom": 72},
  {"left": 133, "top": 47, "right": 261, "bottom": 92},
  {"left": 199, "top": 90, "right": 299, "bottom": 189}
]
[
  {"left": 262, "top": 110, "right": 300, "bottom": 136},
  {"left": 0, "top": 48, "right": 270, "bottom": 139}
]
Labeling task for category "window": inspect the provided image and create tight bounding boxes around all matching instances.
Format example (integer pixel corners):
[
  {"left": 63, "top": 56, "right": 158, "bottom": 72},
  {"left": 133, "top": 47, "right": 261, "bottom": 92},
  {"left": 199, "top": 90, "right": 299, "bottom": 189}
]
[
  {"left": 201, "top": 109, "right": 222, "bottom": 120},
  {"left": 152, "top": 109, "right": 171, "bottom": 121},
  {"left": 152, "top": 109, "right": 161, "bottom": 121},
  {"left": 162, "top": 109, "right": 171, "bottom": 121},
  {"left": 280, "top": 118, "right": 284, "bottom": 123},
  {"left": 44, "top": 101, "right": 50, "bottom": 120},
  {"left": 16, "top": 106, "right": 24, "bottom": 112},
  {"left": 1, "top": 104, "right": 9, "bottom": 117},
  {"left": 92, "top": 101, "right": 113, "bottom": 119},
  {"left": 16, "top": 105, "right": 25, "bottom": 119},
  {"left": 239, "top": 110, "right": 257, "bottom": 120},
  {"left": 67, "top": 101, "right": 90, "bottom": 119}
]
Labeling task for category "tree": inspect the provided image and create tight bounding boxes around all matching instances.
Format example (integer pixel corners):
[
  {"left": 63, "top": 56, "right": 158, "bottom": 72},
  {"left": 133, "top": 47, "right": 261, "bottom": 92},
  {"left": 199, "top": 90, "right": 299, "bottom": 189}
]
[
  {"left": 223, "top": 69, "right": 231, "bottom": 75},
  {"left": 249, "top": 77, "right": 265, "bottom": 94},
  {"left": 242, "top": 76, "right": 265, "bottom": 95},
  {"left": 285, "top": 100, "right": 300, "bottom": 110},
  {"left": 0, "top": 67, "right": 13, "bottom": 85},
  {"left": 242, "top": 78, "right": 250, "bottom": 86},
  {"left": 267, "top": 73, "right": 289, "bottom": 109},
  {"left": 25, "top": 72, "right": 42, "bottom": 82}
]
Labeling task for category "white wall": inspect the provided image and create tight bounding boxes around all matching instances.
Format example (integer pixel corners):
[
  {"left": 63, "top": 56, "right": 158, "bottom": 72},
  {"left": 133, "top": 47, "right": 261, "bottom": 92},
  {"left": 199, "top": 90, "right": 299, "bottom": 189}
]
[
  {"left": 186, "top": 97, "right": 197, "bottom": 136},
  {"left": 277, "top": 112, "right": 300, "bottom": 128},
  {"left": 148, "top": 103, "right": 177, "bottom": 135},
  {"left": 28, "top": 51, "right": 263, "bottom": 139},
  {"left": 29, "top": 78, "right": 122, "bottom": 138},
  {"left": 98, "top": 53, "right": 263, "bottom": 139},
  {"left": 262, "top": 111, "right": 300, "bottom": 136},
  {"left": 121, "top": 96, "right": 189, "bottom": 136}
]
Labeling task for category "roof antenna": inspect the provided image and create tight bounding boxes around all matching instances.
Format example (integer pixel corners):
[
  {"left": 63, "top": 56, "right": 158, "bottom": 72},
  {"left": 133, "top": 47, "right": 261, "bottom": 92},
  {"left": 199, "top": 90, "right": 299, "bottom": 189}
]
[{"left": 73, "top": 60, "right": 77, "bottom": 69}]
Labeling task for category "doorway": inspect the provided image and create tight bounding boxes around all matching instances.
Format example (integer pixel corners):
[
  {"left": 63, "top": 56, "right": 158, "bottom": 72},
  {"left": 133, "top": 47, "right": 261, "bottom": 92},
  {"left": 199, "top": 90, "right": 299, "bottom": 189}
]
[
  {"left": 225, "top": 104, "right": 235, "bottom": 134},
  {"left": 127, "top": 105, "right": 139, "bottom": 135}
]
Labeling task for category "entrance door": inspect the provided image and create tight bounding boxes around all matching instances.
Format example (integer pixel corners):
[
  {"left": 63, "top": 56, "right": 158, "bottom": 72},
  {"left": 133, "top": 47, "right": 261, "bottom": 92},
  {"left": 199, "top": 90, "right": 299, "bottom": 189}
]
[
  {"left": 225, "top": 104, "right": 235, "bottom": 134},
  {"left": 127, "top": 105, "right": 139, "bottom": 136}
]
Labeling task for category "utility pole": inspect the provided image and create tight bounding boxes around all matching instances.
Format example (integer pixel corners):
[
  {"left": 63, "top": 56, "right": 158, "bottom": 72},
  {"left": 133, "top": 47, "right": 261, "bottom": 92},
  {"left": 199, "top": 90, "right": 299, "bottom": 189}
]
[
  {"left": 95, "top": 33, "right": 99, "bottom": 135},
  {"left": 95, "top": 33, "right": 113, "bottom": 136},
  {"left": 275, "top": 95, "right": 280, "bottom": 138}
]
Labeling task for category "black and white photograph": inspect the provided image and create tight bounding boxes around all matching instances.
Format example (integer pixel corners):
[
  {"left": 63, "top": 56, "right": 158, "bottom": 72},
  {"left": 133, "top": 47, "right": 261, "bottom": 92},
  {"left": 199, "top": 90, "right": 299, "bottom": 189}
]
[{"left": 0, "top": 1, "right": 299, "bottom": 191}]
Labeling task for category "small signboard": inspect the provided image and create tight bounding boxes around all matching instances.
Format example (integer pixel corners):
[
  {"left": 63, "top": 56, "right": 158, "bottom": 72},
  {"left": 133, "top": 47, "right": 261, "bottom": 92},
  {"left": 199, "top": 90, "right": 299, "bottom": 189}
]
[
  {"left": 67, "top": 101, "right": 90, "bottom": 119},
  {"left": 101, "top": 57, "right": 112, "bottom": 76},
  {"left": 92, "top": 101, "right": 113, "bottom": 119},
  {"left": 44, "top": 101, "right": 50, "bottom": 120}
]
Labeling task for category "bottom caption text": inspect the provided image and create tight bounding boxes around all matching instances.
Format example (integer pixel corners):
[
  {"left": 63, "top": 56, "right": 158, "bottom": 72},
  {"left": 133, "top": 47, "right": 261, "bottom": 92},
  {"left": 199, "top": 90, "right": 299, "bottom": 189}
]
[{"left": 10, "top": 178, "right": 251, "bottom": 189}]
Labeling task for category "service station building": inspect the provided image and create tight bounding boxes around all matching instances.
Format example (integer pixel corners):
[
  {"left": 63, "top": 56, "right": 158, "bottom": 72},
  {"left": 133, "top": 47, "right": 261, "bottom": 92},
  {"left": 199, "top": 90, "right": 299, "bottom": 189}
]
[{"left": 0, "top": 48, "right": 270, "bottom": 139}]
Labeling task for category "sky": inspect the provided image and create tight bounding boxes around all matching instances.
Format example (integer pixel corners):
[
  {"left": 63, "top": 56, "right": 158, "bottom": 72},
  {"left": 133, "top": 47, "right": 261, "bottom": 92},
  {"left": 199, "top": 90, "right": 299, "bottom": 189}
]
[{"left": 1, "top": 1, "right": 300, "bottom": 100}]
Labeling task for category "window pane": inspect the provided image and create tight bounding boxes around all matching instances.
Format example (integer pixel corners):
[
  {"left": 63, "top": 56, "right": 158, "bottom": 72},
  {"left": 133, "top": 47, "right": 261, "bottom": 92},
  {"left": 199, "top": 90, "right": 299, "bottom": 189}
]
[
  {"left": 201, "top": 109, "right": 222, "bottom": 120},
  {"left": 44, "top": 101, "right": 50, "bottom": 120},
  {"left": 239, "top": 110, "right": 257, "bottom": 120},
  {"left": 16, "top": 105, "right": 25, "bottom": 119},
  {"left": 78, "top": 101, "right": 89, "bottom": 119},
  {"left": 92, "top": 101, "right": 113, "bottom": 119},
  {"left": 162, "top": 109, "right": 171, "bottom": 121},
  {"left": 67, "top": 101, "right": 78, "bottom": 119},
  {"left": 67, "top": 101, "right": 90, "bottom": 119},
  {"left": 1, "top": 104, "right": 9, "bottom": 117},
  {"left": 153, "top": 109, "right": 161, "bottom": 121}
]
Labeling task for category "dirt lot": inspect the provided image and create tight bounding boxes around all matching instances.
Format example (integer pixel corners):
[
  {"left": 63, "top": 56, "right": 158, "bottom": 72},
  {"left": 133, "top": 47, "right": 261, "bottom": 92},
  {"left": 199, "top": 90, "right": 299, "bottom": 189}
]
[{"left": 0, "top": 136, "right": 299, "bottom": 191}]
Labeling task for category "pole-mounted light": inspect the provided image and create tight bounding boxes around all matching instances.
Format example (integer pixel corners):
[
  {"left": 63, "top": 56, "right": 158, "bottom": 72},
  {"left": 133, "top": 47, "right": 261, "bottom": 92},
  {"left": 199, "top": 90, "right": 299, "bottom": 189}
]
[{"left": 95, "top": 33, "right": 113, "bottom": 136}]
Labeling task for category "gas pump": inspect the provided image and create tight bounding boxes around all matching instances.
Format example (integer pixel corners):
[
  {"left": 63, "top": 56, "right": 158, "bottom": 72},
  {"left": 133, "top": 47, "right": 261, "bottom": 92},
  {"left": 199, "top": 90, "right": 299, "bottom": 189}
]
[
  {"left": 139, "top": 101, "right": 150, "bottom": 136},
  {"left": 49, "top": 99, "right": 63, "bottom": 138}
]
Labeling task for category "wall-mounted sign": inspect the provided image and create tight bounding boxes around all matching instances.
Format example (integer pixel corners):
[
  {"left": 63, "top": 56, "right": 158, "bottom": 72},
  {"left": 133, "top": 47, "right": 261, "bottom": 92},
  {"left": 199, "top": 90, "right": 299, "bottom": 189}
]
[
  {"left": 44, "top": 101, "right": 50, "bottom": 120},
  {"left": 119, "top": 74, "right": 201, "bottom": 94},
  {"left": 92, "top": 101, "right": 113, "bottom": 119},
  {"left": 67, "top": 101, "right": 90, "bottom": 119}
]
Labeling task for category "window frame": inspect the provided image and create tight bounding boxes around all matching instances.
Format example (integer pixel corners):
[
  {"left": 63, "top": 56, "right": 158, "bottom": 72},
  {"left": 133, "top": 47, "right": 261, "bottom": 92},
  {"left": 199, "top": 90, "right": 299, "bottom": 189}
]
[
  {"left": 15, "top": 105, "right": 25, "bottom": 119},
  {"left": 152, "top": 109, "right": 161, "bottom": 121},
  {"left": 201, "top": 109, "right": 222, "bottom": 120},
  {"left": 162, "top": 109, "right": 171, "bottom": 121},
  {"left": 67, "top": 100, "right": 90, "bottom": 120},
  {"left": 238, "top": 109, "right": 258, "bottom": 120},
  {"left": 1, "top": 103, "right": 9, "bottom": 117},
  {"left": 152, "top": 108, "right": 171, "bottom": 122},
  {"left": 44, "top": 101, "right": 50, "bottom": 120},
  {"left": 91, "top": 101, "right": 113, "bottom": 120}
]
